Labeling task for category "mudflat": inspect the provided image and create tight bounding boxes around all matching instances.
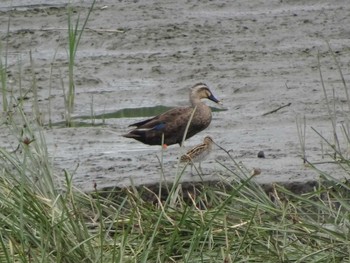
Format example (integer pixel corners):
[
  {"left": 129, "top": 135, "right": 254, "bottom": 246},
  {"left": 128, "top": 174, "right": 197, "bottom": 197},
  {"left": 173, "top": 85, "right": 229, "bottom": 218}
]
[{"left": 1, "top": 0, "right": 350, "bottom": 191}]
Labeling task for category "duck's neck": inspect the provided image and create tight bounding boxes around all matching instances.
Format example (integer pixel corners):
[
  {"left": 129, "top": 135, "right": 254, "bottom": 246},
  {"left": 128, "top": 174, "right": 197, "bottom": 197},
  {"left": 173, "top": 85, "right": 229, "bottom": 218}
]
[{"left": 190, "top": 94, "right": 202, "bottom": 106}]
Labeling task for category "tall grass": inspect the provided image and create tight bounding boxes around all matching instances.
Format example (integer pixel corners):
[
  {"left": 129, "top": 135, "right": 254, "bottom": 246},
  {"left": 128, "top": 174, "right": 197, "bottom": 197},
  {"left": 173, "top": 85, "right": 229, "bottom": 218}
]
[
  {"left": 0, "top": 10, "right": 11, "bottom": 112},
  {"left": 0, "top": 46, "right": 8, "bottom": 112},
  {"left": 65, "top": 0, "right": 96, "bottom": 126},
  {"left": 0, "top": 51, "right": 8, "bottom": 112}
]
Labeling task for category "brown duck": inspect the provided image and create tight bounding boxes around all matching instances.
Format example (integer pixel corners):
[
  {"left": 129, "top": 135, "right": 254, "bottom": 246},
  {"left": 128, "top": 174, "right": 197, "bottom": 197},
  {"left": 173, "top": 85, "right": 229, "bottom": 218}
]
[{"left": 122, "top": 83, "right": 221, "bottom": 146}]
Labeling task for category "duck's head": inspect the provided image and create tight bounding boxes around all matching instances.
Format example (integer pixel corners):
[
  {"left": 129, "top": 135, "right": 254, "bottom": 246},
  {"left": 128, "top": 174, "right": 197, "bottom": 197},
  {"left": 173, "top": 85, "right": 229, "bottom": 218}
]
[{"left": 190, "top": 83, "right": 221, "bottom": 104}]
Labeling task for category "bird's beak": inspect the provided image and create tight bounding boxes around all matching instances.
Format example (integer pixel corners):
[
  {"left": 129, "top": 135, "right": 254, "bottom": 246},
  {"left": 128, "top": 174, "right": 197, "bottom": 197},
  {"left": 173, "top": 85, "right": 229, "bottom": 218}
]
[{"left": 208, "top": 94, "right": 222, "bottom": 105}]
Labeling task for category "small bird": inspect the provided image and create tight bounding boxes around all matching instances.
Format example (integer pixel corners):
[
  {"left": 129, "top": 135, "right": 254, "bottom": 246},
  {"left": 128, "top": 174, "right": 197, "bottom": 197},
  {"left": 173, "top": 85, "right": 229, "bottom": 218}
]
[
  {"left": 122, "top": 83, "right": 221, "bottom": 146},
  {"left": 180, "top": 136, "right": 215, "bottom": 173}
]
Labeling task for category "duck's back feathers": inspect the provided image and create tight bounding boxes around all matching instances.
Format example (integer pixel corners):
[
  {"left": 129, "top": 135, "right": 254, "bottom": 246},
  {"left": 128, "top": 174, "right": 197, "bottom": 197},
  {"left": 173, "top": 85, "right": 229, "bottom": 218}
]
[{"left": 129, "top": 107, "right": 188, "bottom": 128}]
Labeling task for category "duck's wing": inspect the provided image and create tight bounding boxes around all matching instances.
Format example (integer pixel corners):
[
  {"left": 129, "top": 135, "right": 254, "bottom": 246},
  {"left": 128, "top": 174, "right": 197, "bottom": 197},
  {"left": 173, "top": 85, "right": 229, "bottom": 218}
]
[
  {"left": 128, "top": 116, "right": 158, "bottom": 128},
  {"left": 129, "top": 107, "right": 191, "bottom": 131}
]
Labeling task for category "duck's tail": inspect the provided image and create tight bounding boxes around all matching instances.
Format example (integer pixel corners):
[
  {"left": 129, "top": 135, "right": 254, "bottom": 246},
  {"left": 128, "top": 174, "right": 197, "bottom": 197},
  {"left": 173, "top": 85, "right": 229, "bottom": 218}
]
[{"left": 122, "top": 132, "right": 141, "bottom": 139}]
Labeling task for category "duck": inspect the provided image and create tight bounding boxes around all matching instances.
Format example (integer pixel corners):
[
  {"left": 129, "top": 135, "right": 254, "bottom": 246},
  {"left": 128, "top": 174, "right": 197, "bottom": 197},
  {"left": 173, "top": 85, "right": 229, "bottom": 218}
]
[
  {"left": 122, "top": 83, "right": 221, "bottom": 146},
  {"left": 180, "top": 136, "right": 215, "bottom": 173}
]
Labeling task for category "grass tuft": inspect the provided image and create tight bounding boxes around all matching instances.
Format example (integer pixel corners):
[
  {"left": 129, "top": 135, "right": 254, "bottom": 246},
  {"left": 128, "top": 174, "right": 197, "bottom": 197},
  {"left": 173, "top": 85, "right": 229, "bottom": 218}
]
[{"left": 65, "top": 0, "right": 96, "bottom": 127}]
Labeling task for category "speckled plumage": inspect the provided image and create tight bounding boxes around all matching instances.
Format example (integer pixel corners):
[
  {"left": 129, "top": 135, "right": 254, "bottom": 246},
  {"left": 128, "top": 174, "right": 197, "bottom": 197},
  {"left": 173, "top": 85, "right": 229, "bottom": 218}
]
[
  {"left": 122, "top": 83, "right": 221, "bottom": 146},
  {"left": 180, "top": 136, "right": 214, "bottom": 163},
  {"left": 180, "top": 136, "right": 215, "bottom": 173}
]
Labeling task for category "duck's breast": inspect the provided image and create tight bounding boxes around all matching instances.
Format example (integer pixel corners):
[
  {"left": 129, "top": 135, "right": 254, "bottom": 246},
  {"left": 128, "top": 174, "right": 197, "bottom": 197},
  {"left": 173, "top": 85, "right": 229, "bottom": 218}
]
[{"left": 192, "top": 104, "right": 212, "bottom": 129}]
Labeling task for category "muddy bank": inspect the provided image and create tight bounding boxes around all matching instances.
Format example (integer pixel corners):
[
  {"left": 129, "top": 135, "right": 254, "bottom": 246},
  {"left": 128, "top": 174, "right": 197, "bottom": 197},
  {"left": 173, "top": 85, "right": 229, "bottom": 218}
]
[{"left": 1, "top": 0, "right": 350, "bottom": 191}]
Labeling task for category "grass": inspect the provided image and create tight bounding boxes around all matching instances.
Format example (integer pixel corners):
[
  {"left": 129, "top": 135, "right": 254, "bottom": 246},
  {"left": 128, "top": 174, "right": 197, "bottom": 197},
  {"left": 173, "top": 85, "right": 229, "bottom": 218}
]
[
  {"left": 0, "top": 11, "right": 11, "bottom": 112},
  {"left": 0, "top": 49, "right": 8, "bottom": 112},
  {"left": 65, "top": 0, "right": 96, "bottom": 127},
  {"left": 1, "top": 3, "right": 350, "bottom": 262}
]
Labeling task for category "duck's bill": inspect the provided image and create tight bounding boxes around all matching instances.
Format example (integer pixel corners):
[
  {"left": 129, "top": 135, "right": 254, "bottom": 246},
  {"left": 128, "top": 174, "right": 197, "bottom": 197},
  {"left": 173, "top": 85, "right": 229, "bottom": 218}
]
[{"left": 208, "top": 94, "right": 222, "bottom": 104}]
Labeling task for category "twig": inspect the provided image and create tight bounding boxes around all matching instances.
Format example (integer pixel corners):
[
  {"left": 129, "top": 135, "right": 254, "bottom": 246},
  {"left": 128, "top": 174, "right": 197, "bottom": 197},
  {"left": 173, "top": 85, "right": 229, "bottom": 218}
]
[{"left": 262, "top": 103, "right": 291, "bottom": 116}]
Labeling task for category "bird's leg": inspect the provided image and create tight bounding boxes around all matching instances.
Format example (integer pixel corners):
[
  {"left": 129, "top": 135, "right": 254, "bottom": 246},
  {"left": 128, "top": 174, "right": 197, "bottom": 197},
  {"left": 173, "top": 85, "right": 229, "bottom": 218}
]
[
  {"left": 190, "top": 162, "right": 199, "bottom": 176},
  {"left": 190, "top": 162, "right": 202, "bottom": 176},
  {"left": 198, "top": 162, "right": 204, "bottom": 174}
]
